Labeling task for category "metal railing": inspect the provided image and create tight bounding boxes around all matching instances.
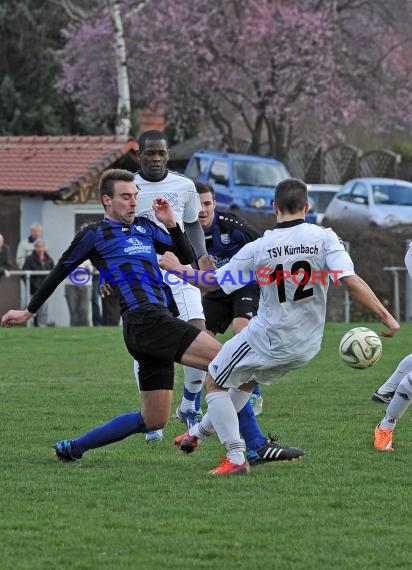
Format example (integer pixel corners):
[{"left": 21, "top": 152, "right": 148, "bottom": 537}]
[
  {"left": 7, "top": 270, "right": 52, "bottom": 327},
  {"left": 383, "top": 266, "right": 407, "bottom": 323},
  {"left": 8, "top": 270, "right": 52, "bottom": 307}
]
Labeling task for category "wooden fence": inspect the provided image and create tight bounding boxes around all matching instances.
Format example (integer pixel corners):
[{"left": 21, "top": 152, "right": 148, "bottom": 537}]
[{"left": 284, "top": 142, "right": 412, "bottom": 184}]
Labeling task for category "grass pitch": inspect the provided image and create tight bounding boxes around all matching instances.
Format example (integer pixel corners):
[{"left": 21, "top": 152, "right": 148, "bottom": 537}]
[{"left": 0, "top": 323, "right": 411, "bottom": 569}]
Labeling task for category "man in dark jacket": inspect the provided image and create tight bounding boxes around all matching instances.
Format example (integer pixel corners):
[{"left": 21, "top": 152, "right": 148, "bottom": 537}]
[
  {"left": 0, "top": 233, "right": 12, "bottom": 281},
  {"left": 23, "top": 239, "right": 54, "bottom": 327}
]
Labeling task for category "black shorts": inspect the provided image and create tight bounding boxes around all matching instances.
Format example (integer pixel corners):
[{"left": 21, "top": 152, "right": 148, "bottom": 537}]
[
  {"left": 202, "top": 284, "right": 260, "bottom": 335},
  {"left": 122, "top": 305, "right": 201, "bottom": 391}
]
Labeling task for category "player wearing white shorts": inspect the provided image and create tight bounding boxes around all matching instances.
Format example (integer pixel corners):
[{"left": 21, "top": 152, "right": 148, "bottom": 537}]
[
  {"left": 373, "top": 243, "right": 412, "bottom": 451},
  {"left": 133, "top": 130, "right": 208, "bottom": 441},
  {"left": 160, "top": 178, "right": 399, "bottom": 475}
]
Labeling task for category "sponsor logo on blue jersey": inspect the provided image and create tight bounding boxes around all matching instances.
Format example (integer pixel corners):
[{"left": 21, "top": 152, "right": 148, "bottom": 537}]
[{"left": 124, "top": 237, "right": 151, "bottom": 254}]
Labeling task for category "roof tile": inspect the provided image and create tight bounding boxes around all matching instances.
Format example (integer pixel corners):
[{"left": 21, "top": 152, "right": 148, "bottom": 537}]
[{"left": 0, "top": 136, "right": 138, "bottom": 194}]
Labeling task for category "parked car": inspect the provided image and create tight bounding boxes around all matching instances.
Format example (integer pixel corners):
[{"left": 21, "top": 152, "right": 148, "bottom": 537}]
[
  {"left": 184, "top": 150, "right": 290, "bottom": 212},
  {"left": 306, "top": 184, "right": 341, "bottom": 224},
  {"left": 323, "top": 178, "right": 412, "bottom": 227}
]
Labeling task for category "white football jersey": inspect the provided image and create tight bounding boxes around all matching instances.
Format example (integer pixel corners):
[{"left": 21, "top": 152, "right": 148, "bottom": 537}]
[
  {"left": 134, "top": 170, "right": 201, "bottom": 231},
  {"left": 214, "top": 220, "right": 355, "bottom": 360},
  {"left": 134, "top": 170, "right": 204, "bottom": 321}
]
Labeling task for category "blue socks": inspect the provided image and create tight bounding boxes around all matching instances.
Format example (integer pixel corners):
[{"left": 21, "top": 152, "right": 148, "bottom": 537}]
[
  {"left": 195, "top": 390, "right": 202, "bottom": 411},
  {"left": 237, "top": 400, "right": 266, "bottom": 450},
  {"left": 71, "top": 411, "right": 147, "bottom": 456}
]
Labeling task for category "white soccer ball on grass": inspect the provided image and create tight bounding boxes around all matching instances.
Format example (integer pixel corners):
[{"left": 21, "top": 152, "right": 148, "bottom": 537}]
[{"left": 338, "top": 327, "right": 382, "bottom": 369}]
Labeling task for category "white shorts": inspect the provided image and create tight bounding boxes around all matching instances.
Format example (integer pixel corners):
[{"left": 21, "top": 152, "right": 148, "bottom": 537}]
[
  {"left": 163, "top": 270, "right": 204, "bottom": 322},
  {"left": 208, "top": 327, "right": 312, "bottom": 388}
]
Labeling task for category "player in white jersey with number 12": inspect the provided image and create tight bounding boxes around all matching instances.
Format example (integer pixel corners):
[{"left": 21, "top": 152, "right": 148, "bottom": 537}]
[{"left": 160, "top": 178, "right": 399, "bottom": 475}]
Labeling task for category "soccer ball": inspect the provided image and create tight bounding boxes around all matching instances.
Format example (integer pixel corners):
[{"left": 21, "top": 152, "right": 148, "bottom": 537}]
[{"left": 338, "top": 327, "right": 382, "bottom": 369}]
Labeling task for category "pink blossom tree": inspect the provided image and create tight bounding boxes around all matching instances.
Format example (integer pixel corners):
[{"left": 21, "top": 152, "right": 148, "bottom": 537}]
[{"left": 58, "top": 0, "right": 412, "bottom": 158}]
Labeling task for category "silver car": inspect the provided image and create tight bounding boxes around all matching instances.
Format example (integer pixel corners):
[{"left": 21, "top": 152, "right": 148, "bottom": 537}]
[
  {"left": 323, "top": 178, "right": 412, "bottom": 227},
  {"left": 306, "top": 184, "right": 341, "bottom": 224}
]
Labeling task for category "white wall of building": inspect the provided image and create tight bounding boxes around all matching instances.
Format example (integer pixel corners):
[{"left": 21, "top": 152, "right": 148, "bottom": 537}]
[{"left": 21, "top": 197, "right": 103, "bottom": 326}]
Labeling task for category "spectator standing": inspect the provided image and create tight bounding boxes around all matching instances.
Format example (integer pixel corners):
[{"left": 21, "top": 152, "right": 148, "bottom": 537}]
[
  {"left": 16, "top": 223, "right": 43, "bottom": 269},
  {"left": 64, "top": 259, "right": 94, "bottom": 326},
  {"left": 17, "top": 223, "right": 45, "bottom": 310},
  {"left": 0, "top": 233, "right": 12, "bottom": 281},
  {"left": 91, "top": 271, "right": 102, "bottom": 326},
  {"left": 22, "top": 239, "right": 54, "bottom": 327}
]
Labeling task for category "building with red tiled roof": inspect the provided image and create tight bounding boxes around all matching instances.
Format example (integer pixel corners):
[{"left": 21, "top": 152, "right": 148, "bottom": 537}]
[
  {"left": 0, "top": 136, "right": 139, "bottom": 323},
  {"left": 0, "top": 135, "right": 139, "bottom": 198}
]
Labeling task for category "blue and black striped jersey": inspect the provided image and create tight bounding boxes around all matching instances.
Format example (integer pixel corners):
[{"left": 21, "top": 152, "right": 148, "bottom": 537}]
[
  {"left": 204, "top": 212, "right": 260, "bottom": 268},
  {"left": 27, "top": 217, "right": 193, "bottom": 317}
]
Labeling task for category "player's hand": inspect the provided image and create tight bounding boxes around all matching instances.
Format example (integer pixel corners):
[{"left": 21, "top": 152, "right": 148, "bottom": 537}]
[
  {"left": 152, "top": 198, "right": 176, "bottom": 228},
  {"left": 100, "top": 281, "right": 113, "bottom": 297},
  {"left": 159, "top": 251, "right": 182, "bottom": 272},
  {"left": 198, "top": 254, "right": 216, "bottom": 271},
  {"left": 380, "top": 315, "right": 400, "bottom": 337},
  {"left": 1, "top": 309, "right": 33, "bottom": 327}
]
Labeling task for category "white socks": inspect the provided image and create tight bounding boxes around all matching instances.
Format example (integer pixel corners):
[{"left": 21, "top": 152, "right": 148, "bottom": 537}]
[
  {"left": 203, "top": 392, "right": 245, "bottom": 465},
  {"left": 190, "top": 388, "right": 251, "bottom": 441},
  {"left": 377, "top": 354, "right": 412, "bottom": 394},
  {"left": 180, "top": 366, "right": 206, "bottom": 413},
  {"left": 380, "top": 372, "right": 412, "bottom": 429}
]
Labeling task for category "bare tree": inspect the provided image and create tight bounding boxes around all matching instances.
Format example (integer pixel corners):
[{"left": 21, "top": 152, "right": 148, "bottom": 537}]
[{"left": 107, "top": 0, "right": 131, "bottom": 139}]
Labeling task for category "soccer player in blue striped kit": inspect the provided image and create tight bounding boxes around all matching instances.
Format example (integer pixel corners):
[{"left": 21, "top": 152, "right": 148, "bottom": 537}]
[
  {"left": 1, "top": 169, "right": 304, "bottom": 473},
  {"left": 1, "top": 169, "right": 221, "bottom": 459}
]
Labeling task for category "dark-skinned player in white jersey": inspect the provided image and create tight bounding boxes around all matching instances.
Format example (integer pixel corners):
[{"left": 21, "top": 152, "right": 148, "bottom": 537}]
[{"left": 133, "top": 130, "right": 209, "bottom": 442}]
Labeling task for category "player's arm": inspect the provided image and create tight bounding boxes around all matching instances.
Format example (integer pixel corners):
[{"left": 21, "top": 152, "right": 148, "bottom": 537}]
[
  {"left": 1, "top": 229, "right": 95, "bottom": 327},
  {"left": 325, "top": 229, "right": 399, "bottom": 337},
  {"left": 182, "top": 183, "right": 208, "bottom": 264},
  {"left": 183, "top": 220, "right": 208, "bottom": 266},
  {"left": 340, "top": 275, "right": 399, "bottom": 337},
  {"left": 152, "top": 198, "right": 194, "bottom": 265},
  {"left": 159, "top": 251, "right": 219, "bottom": 290},
  {"left": 160, "top": 242, "right": 255, "bottom": 291},
  {"left": 1, "top": 261, "right": 74, "bottom": 326}
]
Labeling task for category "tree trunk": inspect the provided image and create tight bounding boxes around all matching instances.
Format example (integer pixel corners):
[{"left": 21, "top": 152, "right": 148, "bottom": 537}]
[
  {"left": 108, "top": 0, "right": 131, "bottom": 140},
  {"left": 249, "top": 111, "right": 266, "bottom": 155}
]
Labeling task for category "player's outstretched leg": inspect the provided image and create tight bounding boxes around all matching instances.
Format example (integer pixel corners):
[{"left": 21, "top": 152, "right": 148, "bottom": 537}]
[
  {"left": 237, "top": 399, "right": 304, "bottom": 464},
  {"left": 247, "top": 435, "right": 305, "bottom": 464},
  {"left": 54, "top": 411, "right": 149, "bottom": 461},
  {"left": 374, "top": 372, "right": 412, "bottom": 451},
  {"left": 372, "top": 354, "right": 412, "bottom": 404},
  {"left": 176, "top": 365, "right": 205, "bottom": 428},
  {"left": 204, "top": 391, "right": 250, "bottom": 476}
]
